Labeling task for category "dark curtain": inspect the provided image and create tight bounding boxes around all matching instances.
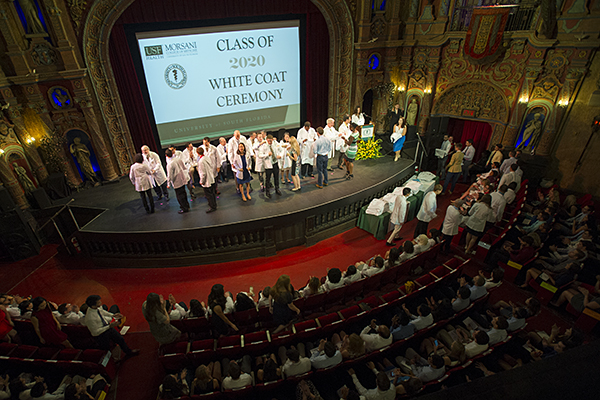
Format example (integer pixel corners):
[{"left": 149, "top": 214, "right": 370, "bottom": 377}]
[
  {"left": 447, "top": 118, "right": 465, "bottom": 142},
  {"left": 108, "top": 0, "right": 330, "bottom": 152}
]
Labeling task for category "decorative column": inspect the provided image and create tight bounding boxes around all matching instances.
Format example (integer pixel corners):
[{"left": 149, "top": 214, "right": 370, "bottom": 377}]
[
  {"left": 0, "top": 88, "right": 48, "bottom": 183},
  {"left": 0, "top": 1, "right": 31, "bottom": 74},
  {"left": 40, "top": 0, "right": 81, "bottom": 70},
  {"left": 76, "top": 97, "right": 119, "bottom": 181}
]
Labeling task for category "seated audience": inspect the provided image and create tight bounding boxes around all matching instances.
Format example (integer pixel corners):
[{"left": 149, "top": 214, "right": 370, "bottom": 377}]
[
  {"left": 486, "top": 316, "right": 509, "bottom": 345},
  {"left": 504, "top": 181, "right": 517, "bottom": 204},
  {"left": 360, "top": 318, "right": 392, "bottom": 352},
  {"left": 160, "top": 370, "right": 189, "bottom": 399},
  {"left": 347, "top": 362, "right": 396, "bottom": 400},
  {"left": 55, "top": 303, "right": 85, "bottom": 325},
  {"left": 402, "top": 303, "right": 434, "bottom": 331},
  {"left": 187, "top": 299, "right": 207, "bottom": 318},
  {"left": 280, "top": 346, "right": 311, "bottom": 377},
  {"left": 221, "top": 356, "right": 252, "bottom": 390},
  {"left": 360, "top": 256, "right": 386, "bottom": 278},
  {"left": 300, "top": 277, "right": 324, "bottom": 298},
  {"left": 390, "top": 310, "right": 416, "bottom": 341},
  {"left": 550, "top": 275, "right": 600, "bottom": 312},
  {"left": 343, "top": 265, "right": 362, "bottom": 285},
  {"left": 207, "top": 284, "right": 238, "bottom": 337},
  {"left": 308, "top": 339, "right": 342, "bottom": 369},
  {"left": 452, "top": 286, "right": 471, "bottom": 312},
  {"left": 270, "top": 274, "right": 300, "bottom": 334},
  {"left": 323, "top": 268, "right": 344, "bottom": 290},
  {"left": 255, "top": 354, "right": 281, "bottom": 383},
  {"left": 190, "top": 363, "right": 221, "bottom": 395},
  {"left": 398, "top": 241, "right": 415, "bottom": 263},
  {"left": 396, "top": 348, "right": 446, "bottom": 383},
  {"left": 31, "top": 297, "right": 74, "bottom": 349}
]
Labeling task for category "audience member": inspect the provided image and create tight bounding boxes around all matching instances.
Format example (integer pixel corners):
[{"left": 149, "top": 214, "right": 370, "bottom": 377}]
[
  {"left": 221, "top": 356, "right": 252, "bottom": 390},
  {"left": 142, "top": 293, "right": 182, "bottom": 345},
  {"left": 270, "top": 275, "right": 300, "bottom": 334},
  {"left": 360, "top": 319, "right": 392, "bottom": 352},
  {"left": 402, "top": 303, "right": 433, "bottom": 331},
  {"left": 190, "top": 363, "right": 221, "bottom": 395},
  {"left": 207, "top": 284, "right": 238, "bottom": 337},
  {"left": 308, "top": 339, "right": 342, "bottom": 369}
]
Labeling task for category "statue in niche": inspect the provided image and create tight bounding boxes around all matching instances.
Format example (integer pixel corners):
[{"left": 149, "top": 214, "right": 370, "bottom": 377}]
[
  {"left": 406, "top": 98, "right": 419, "bottom": 126},
  {"left": 70, "top": 137, "right": 100, "bottom": 186},
  {"left": 17, "top": 0, "right": 46, "bottom": 34},
  {"left": 518, "top": 113, "right": 544, "bottom": 152},
  {"left": 13, "top": 163, "right": 36, "bottom": 194}
]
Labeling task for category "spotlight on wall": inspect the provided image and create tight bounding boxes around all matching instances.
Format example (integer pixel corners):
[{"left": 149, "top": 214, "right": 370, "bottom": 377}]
[
  {"left": 26, "top": 137, "right": 36, "bottom": 144},
  {"left": 518, "top": 95, "right": 529, "bottom": 104},
  {"left": 558, "top": 98, "right": 569, "bottom": 107},
  {"left": 397, "top": 86, "right": 405, "bottom": 92},
  {"left": 424, "top": 88, "right": 432, "bottom": 94}
]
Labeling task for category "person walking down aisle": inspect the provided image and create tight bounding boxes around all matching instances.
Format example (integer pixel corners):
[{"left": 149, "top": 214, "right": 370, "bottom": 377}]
[
  {"left": 387, "top": 188, "right": 411, "bottom": 246},
  {"left": 343, "top": 123, "right": 360, "bottom": 180},
  {"left": 414, "top": 184, "right": 443, "bottom": 238},
  {"left": 166, "top": 149, "right": 190, "bottom": 214},
  {"left": 233, "top": 143, "right": 253, "bottom": 202},
  {"left": 391, "top": 117, "right": 407, "bottom": 162},
  {"left": 442, "top": 142, "right": 464, "bottom": 195},
  {"left": 313, "top": 127, "right": 331, "bottom": 189},
  {"left": 129, "top": 153, "right": 155, "bottom": 214}
]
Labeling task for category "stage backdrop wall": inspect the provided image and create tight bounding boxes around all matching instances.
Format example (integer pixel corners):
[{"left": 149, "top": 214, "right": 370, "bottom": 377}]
[{"left": 108, "top": 0, "right": 330, "bottom": 152}]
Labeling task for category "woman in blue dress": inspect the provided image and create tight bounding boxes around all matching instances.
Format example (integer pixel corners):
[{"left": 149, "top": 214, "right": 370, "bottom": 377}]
[
  {"left": 233, "top": 143, "right": 253, "bottom": 201},
  {"left": 391, "top": 117, "right": 407, "bottom": 162}
]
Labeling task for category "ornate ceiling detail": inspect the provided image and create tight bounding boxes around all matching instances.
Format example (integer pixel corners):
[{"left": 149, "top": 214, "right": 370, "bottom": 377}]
[{"left": 433, "top": 81, "right": 509, "bottom": 123}]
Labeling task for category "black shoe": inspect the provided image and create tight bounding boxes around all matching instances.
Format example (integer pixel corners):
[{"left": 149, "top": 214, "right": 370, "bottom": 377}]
[
  {"left": 392, "top": 236, "right": 403, "bottom": 242},
  {"left": 178, "top": 209, "right": 188, "bottom": 214},
  {"left": 386, "top": 242, "right": 395, "bottom": 246},
  {"left": 275, "top": 189, "right": 282, "bottom": 196},
  {"left": 123, "top": 349, "right": 140, "bottom": 360},
  {"left": 206, "top": 208, "right": 216, "bottom": 213},
  {"left": 265, "top": 191, "right": 271, "bottom": 198},
  {"left": 157, "top": 196, "right": 163, "bottom": 200}
]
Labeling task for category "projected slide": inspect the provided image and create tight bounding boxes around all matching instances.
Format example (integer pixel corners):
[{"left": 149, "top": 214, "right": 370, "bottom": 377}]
[{"left": 136, "top": 21, "right": 301, "bottom": 146}]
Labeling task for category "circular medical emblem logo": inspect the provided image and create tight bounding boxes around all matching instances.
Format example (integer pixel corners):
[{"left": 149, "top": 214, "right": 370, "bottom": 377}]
[{"left": 164, "top": 64, "right": 187, "bottom": 89}]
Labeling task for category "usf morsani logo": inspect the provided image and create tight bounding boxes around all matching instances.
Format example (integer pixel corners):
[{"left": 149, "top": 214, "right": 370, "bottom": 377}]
[
  {"left": 165, "top": 64, "right": 187, "bottom": 89},
  {"left": 144, "top": 45, "right": 163, "bottom": 56}
]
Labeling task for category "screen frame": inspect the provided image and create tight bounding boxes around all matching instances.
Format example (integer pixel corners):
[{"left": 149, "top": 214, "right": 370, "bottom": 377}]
[{"left": 124, "top": 15, "right": 307, "bottom": 149}]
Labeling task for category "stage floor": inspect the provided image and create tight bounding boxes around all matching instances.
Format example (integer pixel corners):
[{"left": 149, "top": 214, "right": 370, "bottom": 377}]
[{"left": 59, "top": 156, "right": 413, "bottom": 233}]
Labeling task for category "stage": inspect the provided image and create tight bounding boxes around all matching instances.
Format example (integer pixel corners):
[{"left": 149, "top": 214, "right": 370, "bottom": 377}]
[{"left": 66, "top": 156, "right": 414, "bottom": 267}]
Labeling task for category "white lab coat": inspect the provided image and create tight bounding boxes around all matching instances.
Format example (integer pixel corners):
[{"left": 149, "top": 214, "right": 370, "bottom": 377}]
[
  {"left": 232, "top": 153, "right": 252, "bottom": 180},
  {"left": 297, "top": 127, "right": 316, "bottom": 166},
  {"left": 129, "top": 163, "right": 153, "bottom": 192},
  {"left": 182, "top": 147, "right": 197, "bottom": 170},
  {"left": 166, "top": 156, "right": 189, "bottom": 189},
  {"left": 442, "top": 205, "right": 463, "bottom": 236},
  {"left": 227, "top": 136, "right": 253, "bottom": 172},
  {"left": 491, "top": 191, "right": 507, "bottom": 222},
  {"left": 323, "top": 125, "right": 338, "bottom": 159},
  {"left": 198, "top": 155, "right": 215, "bottom": 188},
  {"left": 143, "top": 151, "right": 167, "bottom": 186},
  {"left": 279, "top": 140, "right": 291, "bottom": 169},
  {"left": 337, "top": 122, "right": 351, "bottom": 152},
  {"left": 166, "top": 150, "right": 183, "bottom": 165},
  {"left": 202, "top": 144, "right": 220, "bottom": 177},
  {"left": 258, "top": 141, "right": 282, "bottom": 170},
  {"left": 352, "top": 113, "right": 365, "bottom": 126},
  {"left": 254, "top": 140, "right": 267, "bottom": 172},
  {"left": 390, "top": 195, "right": 408, "bottom": 225},
  {"left": 417, "top": 191, "right": 438, "bottom": 222},
  {"left": 217, "top": 144, "right": 228, "bottom": 164}
]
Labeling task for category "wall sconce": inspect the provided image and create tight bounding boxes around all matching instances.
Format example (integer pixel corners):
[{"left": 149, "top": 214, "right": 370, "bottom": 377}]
[
  {"left": 0, "top": 149, "right": 4, "bottom": 155},
  {"left": 518, "top": 95, "right": 529, "bottom": 104},
  {"left": 424, "top": 88, "right": 432, "bottom": 94},
  {"left": 558, "top": 98, "right": 569, "bottom": 107},
  {"left": 26, "top": 137, "right": 36, "bottom": 144}
]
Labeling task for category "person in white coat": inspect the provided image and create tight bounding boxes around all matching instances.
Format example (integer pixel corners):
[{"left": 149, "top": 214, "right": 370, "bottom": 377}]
[
  {"left": 166, "top": 148, "right": 190, "bottom": 213},
  {"left": 323, "top": 118, "right": 338, "bottom": 171},
  {"left": 201, "top": 137, "right": 221, "bottom": 195},
  {"left": 414, "top": 184, "right": 443, "bottom": 238},
  {"left": 441, "top": 198, "right": 465, "bottom": 253},
  {"left": 197, "top": 147, "right": 217, "bottom": 213},
  {"left": 280, "top": 133, "right": 292, "bottom": 184},
  {"left": 217, "top": 137, "right": 230, "bottom": 182},
  {"left": 351, "top": 106, "right": 365, "bottom": 126},
  {"left": 232, "top": 142, "right": 253, "bottom": 202},
  {"left": 297, "top": 121, "right": 316, "bottom": 178},
  {"left": 261, "top": 134, "right": 283, "bottom": 198},
  {"left": 387, "top": 188, "right": 412, "bottom": 245},
  {"left": 253, "top": 134, "right": 267, "bottom": 191},
  {"left": 129, "top": 153, "right": 155, "bottom": 214},
  {"left": 227, "top": 130, "right": 254, "bottom": 190},
  {"left": 141, "top": 145, "right": 169, "bottom": 201},
  {"left": 337, "top": 114, "right": 351, "bottom": 170},
  {"left": 168, "top": 145, "right": 196, "bottom": 200}
]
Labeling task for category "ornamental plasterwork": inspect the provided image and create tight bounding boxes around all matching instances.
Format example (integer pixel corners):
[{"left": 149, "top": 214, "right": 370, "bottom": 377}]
[{"left": 433, "top": 81, "right": 509, "bottom": 123}]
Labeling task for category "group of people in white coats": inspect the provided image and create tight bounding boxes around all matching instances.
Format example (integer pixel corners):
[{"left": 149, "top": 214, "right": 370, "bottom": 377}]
[{"left": 128, "top": 113, "right": 370, "bottom": 214}]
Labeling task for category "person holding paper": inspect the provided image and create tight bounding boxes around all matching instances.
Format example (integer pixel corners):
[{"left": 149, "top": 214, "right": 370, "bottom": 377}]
[
  {"left": 387, "top": 188, "right": 411, "bottom": 246},
  {"left": 351, "top": 106, "right": 365, "bottom": 126},
  {"left": 391, "top": 117, "right": 407, "bottom": 162},
  {"left": 436, "top": 135, "right": 453, "bottom": 179}
]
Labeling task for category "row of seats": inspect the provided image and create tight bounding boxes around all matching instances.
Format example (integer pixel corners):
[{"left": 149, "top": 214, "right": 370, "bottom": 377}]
[
  {"left": 159, "top": 256, "right": 468, "bottom": 371},
  {"left": 160, "top": 260, "right": 525, "bottom": 400},
  {"left": 0, "top": 343, "right": 117, "bottom": 381}
]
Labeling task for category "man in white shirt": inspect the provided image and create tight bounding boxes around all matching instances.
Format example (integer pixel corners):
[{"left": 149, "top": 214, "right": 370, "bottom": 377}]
[
  {"left": 463, "top": 330, "right": 490, "bottom": 358},
  {"left": 337, "top": 114, "right": 351, "bottom": 170},
  {"left": 141, "top": 145, "right": 169, "bottom": 201},
  {"left": 83, "top": 295, "right": 139, "bottom": 358},
  {"left": 261, "top": 135, "right": 283, "bottom": 197},
  {"left": 323, "top": 118, "right": 338, "bottom": 171},
  {"left": 222, "top": 356, "right": 252, "bottom": 390},
  {"left": 309, "top": 339, "right": 342, "bottom": 369},
  {"left": 465, "top": 275, "right": 488, "bottom": 300},
  {"left": 436, "top": 135, "right": 453, "bottom": 179},
  {"left": 360, "top": 256, "right": 386, "bottom": 278},
  {"left": 281, "top": 347, "right": 311, "bottom": 377},
  {"left": 347, "top": 366, "right": 396, "bottom": 400},
  {"left": 387, "top": 187, "right": 411, "bottom": 246},
  {"left": 402, "top": 303, "right": 433, "bottom": 331},
  {"left": 217, "top": 137, "right": 230, "bottom": 182},
  {"left": 441, "top": 198, "right": 465, "bottom": 253},
  {"left": 29, "top": 375, "right": 71, "bottom": 400},
  {"left": 491, "top": 185, "right": 508, "bottom": 222},
  {"left": 462, "top": 139, "right": 475, "bottom": 183},
  {"left": 499, "top": 150, "right": 517, "bottom": 175},
  {"left": 297, "top": 121, "right": 317, "bottom": 178},
  {"left": 196, "top": 147, "right": 217, "bottom": 213},
  {"left": 414, "top": 184, "right": 442, "bottom": 238},
  {"left": 166, "top": 148, "right": 190, "bottom": 213},
  {"left": 55, "top": 303, "right": 85, "bottom": 325},
  {"left": 360, "top": 319, "right": 392, "bottom": 352},
  {"left": 487, "top": 316, "right": 508, "bottom": 345},
  {"left": 504, "top": 182, "right": 517, "bottom": 204},
  {"left": 397, "top": 350, "right": 446, "bottom": 383}
]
